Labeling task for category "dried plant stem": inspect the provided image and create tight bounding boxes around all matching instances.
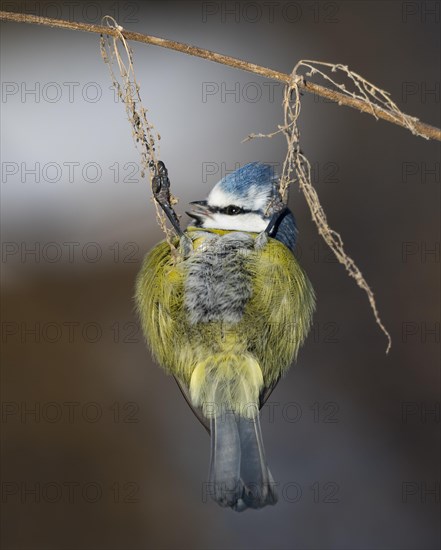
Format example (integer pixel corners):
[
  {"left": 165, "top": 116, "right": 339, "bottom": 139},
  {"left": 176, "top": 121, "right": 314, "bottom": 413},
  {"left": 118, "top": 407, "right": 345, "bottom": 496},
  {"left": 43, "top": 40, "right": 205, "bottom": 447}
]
[
  {"left": 99, "top": 16, "right": 178, "bottom": 255},
  {"left": 244, "top": 68, "right": 393, "bottom": 352},
  {"left": 1, "top": 10, "right": 440, "bottom": 141}
]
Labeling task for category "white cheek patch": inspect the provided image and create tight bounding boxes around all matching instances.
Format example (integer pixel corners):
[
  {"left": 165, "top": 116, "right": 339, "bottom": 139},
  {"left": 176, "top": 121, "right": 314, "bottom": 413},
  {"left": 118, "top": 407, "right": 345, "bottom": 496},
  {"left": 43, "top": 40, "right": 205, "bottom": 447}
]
[
  {"left": 249, "top": 187, "right": 271, "bottom": 211},
  {"left": 207, "top": 185, "right": 271, "bottom": 211},
  {"left": 207, "top": 187, "right": 239, "bottom": 208},
  {"left": 202, "top": 212, "right": 269, "bottom": 232}
]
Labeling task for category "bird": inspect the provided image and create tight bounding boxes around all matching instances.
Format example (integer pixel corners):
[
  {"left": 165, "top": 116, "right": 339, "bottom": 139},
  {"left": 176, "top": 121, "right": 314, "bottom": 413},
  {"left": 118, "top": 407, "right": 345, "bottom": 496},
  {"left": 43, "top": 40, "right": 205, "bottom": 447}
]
[{"left": 135, "top": 162, "right": 315, "bottom": 511}]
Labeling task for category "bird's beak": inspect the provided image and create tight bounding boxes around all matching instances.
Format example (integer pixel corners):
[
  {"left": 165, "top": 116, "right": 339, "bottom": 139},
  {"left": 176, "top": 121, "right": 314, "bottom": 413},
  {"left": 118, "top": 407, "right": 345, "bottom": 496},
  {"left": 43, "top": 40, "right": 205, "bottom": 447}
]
[{"left": 186, "top": 200, "right": 212, "bottom": 223}]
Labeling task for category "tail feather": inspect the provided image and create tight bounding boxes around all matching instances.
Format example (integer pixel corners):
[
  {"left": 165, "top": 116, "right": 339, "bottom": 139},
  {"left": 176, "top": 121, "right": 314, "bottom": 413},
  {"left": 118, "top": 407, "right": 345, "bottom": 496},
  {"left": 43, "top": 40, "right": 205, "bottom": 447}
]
[
  {"left": 208, "top": 414, "right": 245, "bottom": 509},
  {"left": 238, "top": 416, "right": 278, "bottom": 508},
  {"left": 208, "top": 412, "right": 277, "bottom": 511}
]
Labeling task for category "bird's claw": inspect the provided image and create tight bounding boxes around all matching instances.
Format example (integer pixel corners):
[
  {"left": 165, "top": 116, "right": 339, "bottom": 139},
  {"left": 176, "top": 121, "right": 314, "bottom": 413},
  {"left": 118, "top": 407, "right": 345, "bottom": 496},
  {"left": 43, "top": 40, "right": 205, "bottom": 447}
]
[{"left": 151, "top": 161, "right": 184, "bottom": 237}]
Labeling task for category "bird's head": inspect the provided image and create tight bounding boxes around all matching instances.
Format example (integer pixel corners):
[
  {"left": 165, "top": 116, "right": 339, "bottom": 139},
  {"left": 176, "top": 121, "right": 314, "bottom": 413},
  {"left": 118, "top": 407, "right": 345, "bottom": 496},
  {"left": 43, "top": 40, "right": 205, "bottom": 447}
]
[{"left": 187, "top": 162, "right": 282, "bottom": 232}]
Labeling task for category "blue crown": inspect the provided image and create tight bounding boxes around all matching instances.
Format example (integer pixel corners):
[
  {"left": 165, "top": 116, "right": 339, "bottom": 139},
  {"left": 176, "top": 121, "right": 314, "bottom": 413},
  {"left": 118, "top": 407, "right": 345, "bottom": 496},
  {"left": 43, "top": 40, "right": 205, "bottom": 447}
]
[{"left": 218, "top": 162, "right": 278, "bottom": 195}]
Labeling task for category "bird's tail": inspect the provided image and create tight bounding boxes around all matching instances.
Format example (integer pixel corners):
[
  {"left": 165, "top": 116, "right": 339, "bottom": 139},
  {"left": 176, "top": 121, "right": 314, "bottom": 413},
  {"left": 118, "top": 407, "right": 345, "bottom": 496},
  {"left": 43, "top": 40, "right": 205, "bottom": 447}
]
[
  {"left": 190, "top": 353, "right": 278, "bottom": 511},
  {"left": 208, "top": 412, "right": 277, "bottom": 511}
]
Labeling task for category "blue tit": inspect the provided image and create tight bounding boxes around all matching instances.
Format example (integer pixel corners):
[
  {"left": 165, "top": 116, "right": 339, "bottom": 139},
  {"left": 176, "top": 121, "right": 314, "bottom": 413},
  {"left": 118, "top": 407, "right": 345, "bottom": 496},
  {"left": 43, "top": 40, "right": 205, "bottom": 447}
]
[{"left": 136, "top": 162, "right": 315, "bottom": 511}]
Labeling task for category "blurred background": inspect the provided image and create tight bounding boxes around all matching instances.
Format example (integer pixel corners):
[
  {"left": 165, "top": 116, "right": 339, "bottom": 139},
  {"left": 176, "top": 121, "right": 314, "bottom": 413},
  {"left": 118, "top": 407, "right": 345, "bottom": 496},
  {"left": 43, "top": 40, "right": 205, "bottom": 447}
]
[{"left": 1, "top": 1, "right": 440, "bottom": 548}]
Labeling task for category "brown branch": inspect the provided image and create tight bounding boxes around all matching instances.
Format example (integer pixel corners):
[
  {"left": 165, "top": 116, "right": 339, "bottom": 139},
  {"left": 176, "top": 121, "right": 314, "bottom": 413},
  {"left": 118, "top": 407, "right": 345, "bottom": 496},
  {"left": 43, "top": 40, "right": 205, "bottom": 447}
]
[{"left": 1, "top": 10, "right": 440, "bottom": 141}]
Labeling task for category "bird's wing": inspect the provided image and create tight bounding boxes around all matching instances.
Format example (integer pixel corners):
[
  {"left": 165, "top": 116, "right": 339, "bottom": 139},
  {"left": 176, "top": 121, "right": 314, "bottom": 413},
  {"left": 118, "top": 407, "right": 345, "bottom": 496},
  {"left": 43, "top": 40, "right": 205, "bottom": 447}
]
[
  {"left": 259, "top": 377, "right": 280, "bottom": 409},
  {"left": 174, "top": 376, "right": 210, "bottom": 433}
]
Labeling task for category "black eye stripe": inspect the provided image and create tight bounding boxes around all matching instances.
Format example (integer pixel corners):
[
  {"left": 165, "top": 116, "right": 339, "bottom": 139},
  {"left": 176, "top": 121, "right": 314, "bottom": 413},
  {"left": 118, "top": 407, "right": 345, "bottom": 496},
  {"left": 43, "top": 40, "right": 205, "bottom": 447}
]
[{"left": 210, "top": 205, "right": 253, "bottom": 215}]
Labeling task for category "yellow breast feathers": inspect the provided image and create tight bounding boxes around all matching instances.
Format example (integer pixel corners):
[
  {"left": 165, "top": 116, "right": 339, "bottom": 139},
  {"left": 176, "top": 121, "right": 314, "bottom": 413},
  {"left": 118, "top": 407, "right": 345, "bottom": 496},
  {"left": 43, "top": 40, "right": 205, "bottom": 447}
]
[{"left": 135, "top": 227, "right": 315, "bottom": 416}]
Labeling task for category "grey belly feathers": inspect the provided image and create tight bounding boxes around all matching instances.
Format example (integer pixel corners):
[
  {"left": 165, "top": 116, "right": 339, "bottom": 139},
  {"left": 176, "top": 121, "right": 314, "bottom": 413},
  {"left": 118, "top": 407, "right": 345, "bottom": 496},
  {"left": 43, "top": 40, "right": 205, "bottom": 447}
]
[{"left": 184, "top": 231, "right": 255, "bottom": 325}]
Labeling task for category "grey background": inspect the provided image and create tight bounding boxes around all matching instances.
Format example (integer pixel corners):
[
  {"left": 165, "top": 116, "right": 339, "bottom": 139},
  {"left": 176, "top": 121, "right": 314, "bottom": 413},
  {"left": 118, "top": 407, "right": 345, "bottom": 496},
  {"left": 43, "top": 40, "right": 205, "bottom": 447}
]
[{"left": 1, "top": 1, "right": 440, "bottom": 549}]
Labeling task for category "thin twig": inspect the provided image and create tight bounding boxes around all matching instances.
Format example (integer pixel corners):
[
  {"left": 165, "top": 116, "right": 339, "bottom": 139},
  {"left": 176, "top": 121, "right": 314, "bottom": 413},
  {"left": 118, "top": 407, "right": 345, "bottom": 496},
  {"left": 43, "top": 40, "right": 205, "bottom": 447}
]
[{"left": 1, "top": 10, "right": 440, "bottom": 141}]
